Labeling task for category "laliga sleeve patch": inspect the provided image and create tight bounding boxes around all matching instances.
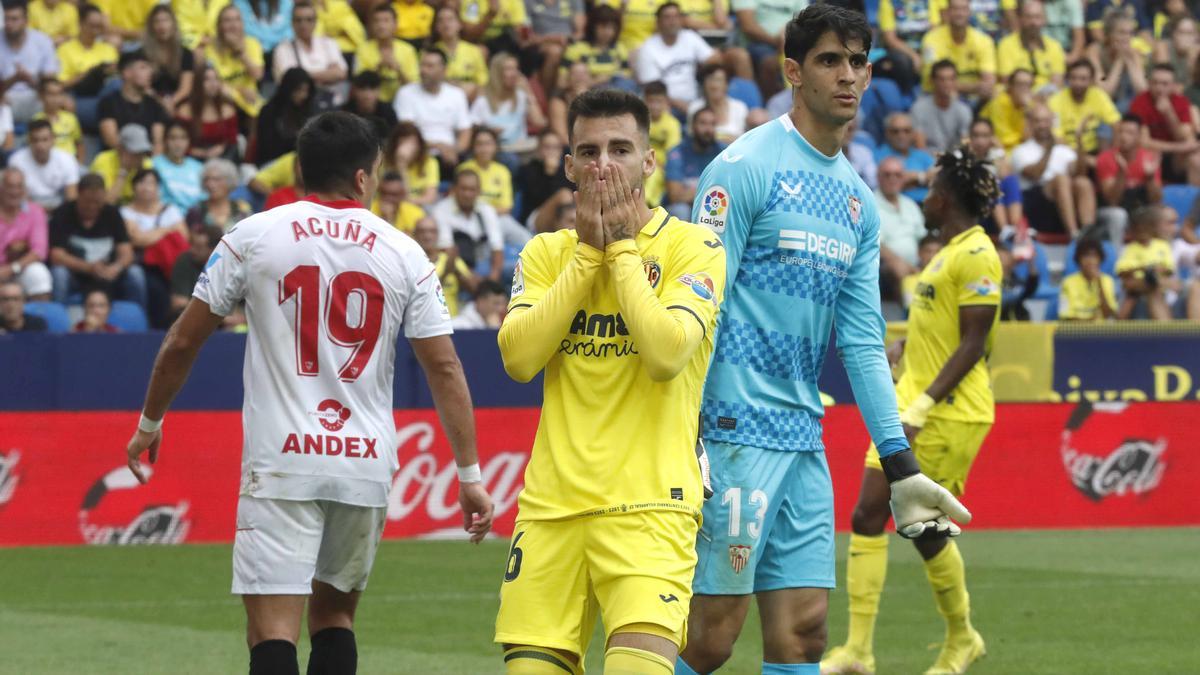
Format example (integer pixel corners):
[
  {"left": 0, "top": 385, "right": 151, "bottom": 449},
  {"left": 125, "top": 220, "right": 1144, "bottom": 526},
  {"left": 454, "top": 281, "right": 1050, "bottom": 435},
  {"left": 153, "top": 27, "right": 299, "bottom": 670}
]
[
  {"left": 510, "top": 260, "right": 525, "bottom": 297},
  {"left": 697, "top": 186, "right": 729, "bottom": 234},
  {"left": 435, "top": 280, "right": 451, "bottom": 320},
  {"left": 678, "top": 272, "right": 718, "bottom": 305},
  {"left": 968, "top": 276, "right": 999, "bottom": 297}
]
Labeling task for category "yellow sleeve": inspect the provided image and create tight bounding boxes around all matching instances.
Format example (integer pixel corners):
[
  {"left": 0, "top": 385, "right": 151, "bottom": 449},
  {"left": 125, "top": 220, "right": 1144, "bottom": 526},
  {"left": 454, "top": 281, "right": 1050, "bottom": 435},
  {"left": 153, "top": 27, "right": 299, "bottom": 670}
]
[
  {"left": 471, "top": 46, "right": 489, "bottom": 85},
  {"left": 353, "top": 43, "right": 377, "bottom": 72},
  {"left": 56, "top": 43, "right": 78, "bottom": 82},
  {"left": 1115, "top": 246, "right": 1141, "bottom": 275},
  {"left": 1099, "top": 92, "right": 1121, "bottom": 126},
  {"left": 996, "top": 37, "right": 1015, "bottom": 78},
  {"left": 605, "top": 229, "right": 726, "bottom": 382},
  {"left": 1048, "top": 40, "right": 1065, "bottom": 76},
  {"left": 954, "top": 245, "right": 1003, "bottom": 307},
  {"left": 506, "top": 0, "right": 527, "bottom": 25},
  {"left": 255, "top": 152, "right": 296, "bottom": 190},
  {"left": 1001, "top": 0, "right": 1016, "bottom": 8},
  {"left": 397, "top": 41, "right": 420, "bottom": 85},
  {"left": 878, "top": 0, "right": 896, "bottom": 32},
  {"left": 245, "top": 38, "right": 265, "bottom": 69},
  {"left": 977, "top": 33, "right": 997, "bottom": 74},
  {"left": 498, "top": 236, "right": 604, "bottom": 382},
  {"left": 497, "top": 167, "right": 514, "bottom": 213},
  {"left": 1101, "top": 274, "right": 1117, "bottom": 309},
  {"left": 1057, "top": 276, "right": 1085, "bottom": 319}
]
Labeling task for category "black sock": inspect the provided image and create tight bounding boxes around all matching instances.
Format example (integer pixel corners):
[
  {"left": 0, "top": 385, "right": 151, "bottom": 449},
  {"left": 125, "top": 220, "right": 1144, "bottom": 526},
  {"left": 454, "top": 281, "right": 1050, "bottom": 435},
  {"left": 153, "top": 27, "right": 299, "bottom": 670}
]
[
  {"left": 250, "top": 639, "right": 298, "bottom": 675},
  {"left": 307, "top": 627, "right": 357, "bottom": 675}
]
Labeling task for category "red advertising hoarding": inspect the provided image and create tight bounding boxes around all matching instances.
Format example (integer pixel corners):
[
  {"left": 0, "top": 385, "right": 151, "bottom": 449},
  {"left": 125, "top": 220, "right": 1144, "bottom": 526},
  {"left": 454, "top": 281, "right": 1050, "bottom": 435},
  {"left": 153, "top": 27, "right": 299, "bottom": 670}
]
[{"left": 0, "top": 403, "right": 1194, "bottom": 547}]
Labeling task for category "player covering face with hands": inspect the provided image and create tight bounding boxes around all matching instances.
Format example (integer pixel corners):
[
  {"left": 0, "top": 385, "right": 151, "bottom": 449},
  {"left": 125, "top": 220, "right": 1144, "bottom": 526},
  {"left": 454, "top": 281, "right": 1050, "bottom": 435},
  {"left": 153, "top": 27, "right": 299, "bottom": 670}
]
[
  {"left": 678, "top": 6, "right": 970, "bottom": 675},
  {"left": 495, "top": 88, "right": 727, "bottom": 675},
  {"left": 125, "top": 111, "right": 493, "bottom": 675}
]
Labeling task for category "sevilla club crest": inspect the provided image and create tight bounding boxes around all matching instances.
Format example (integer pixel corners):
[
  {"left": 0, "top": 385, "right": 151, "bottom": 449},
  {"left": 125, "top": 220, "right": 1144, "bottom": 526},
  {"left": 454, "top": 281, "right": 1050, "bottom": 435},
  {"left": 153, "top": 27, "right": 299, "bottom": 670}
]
[
  {"left": 729, "top": 544, "right": 752, "bottom": 574},
  {"left": 848, "top": 196, "right": 862, "bottom": 225}
]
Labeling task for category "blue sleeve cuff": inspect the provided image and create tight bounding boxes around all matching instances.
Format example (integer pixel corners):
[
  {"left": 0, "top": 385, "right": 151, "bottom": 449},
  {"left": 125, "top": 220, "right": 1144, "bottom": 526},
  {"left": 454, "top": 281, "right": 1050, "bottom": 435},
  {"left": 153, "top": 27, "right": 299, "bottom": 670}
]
[{"left": 877, "top": 437, "right": 910, "bottom": 457}]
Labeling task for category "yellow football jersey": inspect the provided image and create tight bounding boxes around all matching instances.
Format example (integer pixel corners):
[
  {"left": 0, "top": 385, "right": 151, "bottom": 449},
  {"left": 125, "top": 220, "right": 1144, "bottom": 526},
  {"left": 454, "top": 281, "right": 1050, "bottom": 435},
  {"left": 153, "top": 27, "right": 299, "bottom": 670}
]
[
  {"left": 354, "top": 39, "right": 419, "bottom": 102},
  {"left": 457, "top": 159, "right": 513, "bottom": 213},
  {"left": 920, "top": 24, "right": 996, "bottom": 92},
  {"left": 897, "top": 225, "right": 1001, "bottom": 424},
  {"left": 32, "top": 110, "right": 82, "bottom": 156},
  {"left": 1116, "top": 239, "right": 1175, "bottom": 277},
  {"left": 1058, "top": 272, "right": 1117, "bottom": 321},
  {"left": 996, "top": 33, "right": 1065, "bottom": 91},
  {"left": 500, "top": 208, "right": 726, "bottom": 521},
  {"left": 1048, "top": 86, "right": 1121, "bottom": 154}
]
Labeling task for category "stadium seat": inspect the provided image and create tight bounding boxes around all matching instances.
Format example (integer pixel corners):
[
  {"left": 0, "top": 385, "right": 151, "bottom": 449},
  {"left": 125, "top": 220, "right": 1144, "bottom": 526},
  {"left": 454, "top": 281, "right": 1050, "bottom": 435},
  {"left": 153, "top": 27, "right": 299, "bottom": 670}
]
[
  {"left": 108, "top": 301, "right": 149, "bottom": 332},
  {"left": 1012, "top": 241, "right": 1060, "bottom": 302},
  {"left": 729, "top": 77, "right": 764, "bottom": 110},
  {"left": 24, "top": 302, "right": 71, "bottom": 334},
  {"left": 1162, "top": 184, "right": 1199, "bottom": 221},
  {"left": 1062, "top": 240, "right": 1118, "bottom": 277},
  {"left": 859, "top": 78, "right": 906, "bottom": 141}
]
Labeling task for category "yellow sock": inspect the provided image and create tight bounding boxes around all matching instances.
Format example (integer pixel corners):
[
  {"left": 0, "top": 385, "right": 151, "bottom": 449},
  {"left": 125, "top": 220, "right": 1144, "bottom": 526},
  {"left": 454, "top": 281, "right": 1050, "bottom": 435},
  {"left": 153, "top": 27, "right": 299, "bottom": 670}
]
[
  {"left": 845, "top": 533, "right": 889, "bottom": 654},
  {"left": 504, "top": 646, "right": 581, "bottom": 675},
  {"left": 604, "top": 646, "right": 673, "bottom": 675},
  {"left": 923, "top": 540, "right": 972, "bottom": 638}
]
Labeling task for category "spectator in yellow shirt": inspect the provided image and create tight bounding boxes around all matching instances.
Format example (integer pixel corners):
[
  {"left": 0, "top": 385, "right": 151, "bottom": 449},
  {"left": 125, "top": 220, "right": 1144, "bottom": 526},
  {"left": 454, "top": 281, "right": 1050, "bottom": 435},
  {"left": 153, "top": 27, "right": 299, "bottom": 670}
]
[
  {"left": 644, "top": 81, "right": 680, "bottom": 209},
  {"left": 1058, "top": 238, "right": 1117, "bottom": 321},
  {"left": 56, "top": 4, "right": 117, "bottom": 93},
  {"left": 1117, "top": 205, "right": 1178, "bottom": 320},
  {"left": 458, "top": 0, "right": 527, "bottom": 53},
  {"left": 997, "top": 0, "right": 1066, "bottom": 92},
  {"left": 28, "top": 0, "right": 77, "bottom": 46},
  {"left": 1086, "top": 9, "right": 1149, "bottom": 110},
  {"left": 980, "top": 68, "right": 1034, "bottom": 150},
  {"left": 171, "top": 0, "right": 225, "bottom": 49},
  {"left": 561, "top": 5, "right": 629, "bottom": 89},
  {"left": 931, "top": 0, "right": 1016, "bottom": 39},
  {"left": 372, "top": 171, "right": 426, "bottom": 234},
  {"left": 432, "top": 6, "right": 488, "bottom": 102},
  {"left": 384, "top": 122, "right": 440, "bottom": 207},
  {"left": 204, "top": 5, "right": 265, "bottom": 117},
  {"left": 1048, "top": 60, "right": 1122, "bottom": 156},
  {"left": 879, "top": 0, "right": 939, "bottom": 92},
  {"left": 920, "top": 0, "right": 997, "bottom": 99},
  {"left": 94, "top": 0, "right": 158, "bottom": 44},
  {"left": 313, "top": 0, "right": 364, "bottom": 56},
  {"left": 456, "top": 126, "right": 514, "bottom": 215},
  {"left": 33, "top": 78, "right": 84, "bottom": 162},
  {"left": 90, "top": 124, "right": 154, "bottom": 205},
  {"left": 393, "top": 0, "right": 432, "bottom": 43},
  {"left": 354, "top": 4, "right": 419, "bottom": 102}
]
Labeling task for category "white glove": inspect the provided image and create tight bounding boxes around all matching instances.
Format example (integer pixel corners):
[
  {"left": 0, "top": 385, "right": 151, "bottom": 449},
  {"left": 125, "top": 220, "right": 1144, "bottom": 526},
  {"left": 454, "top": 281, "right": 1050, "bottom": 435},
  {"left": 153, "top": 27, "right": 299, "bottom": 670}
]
[
  {"left": 889, "top": 473, "right": 972, "bottom": 539},
  {"left": 696, "top": 438, "right": 713, "bottom": 500}
]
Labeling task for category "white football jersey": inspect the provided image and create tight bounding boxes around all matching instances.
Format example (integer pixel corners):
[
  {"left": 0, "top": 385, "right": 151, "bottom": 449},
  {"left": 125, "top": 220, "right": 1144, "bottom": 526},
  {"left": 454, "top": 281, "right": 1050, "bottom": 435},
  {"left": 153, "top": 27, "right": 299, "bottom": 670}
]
[{"left": 194, "top": 197, "right": 452, "bottom": 507}]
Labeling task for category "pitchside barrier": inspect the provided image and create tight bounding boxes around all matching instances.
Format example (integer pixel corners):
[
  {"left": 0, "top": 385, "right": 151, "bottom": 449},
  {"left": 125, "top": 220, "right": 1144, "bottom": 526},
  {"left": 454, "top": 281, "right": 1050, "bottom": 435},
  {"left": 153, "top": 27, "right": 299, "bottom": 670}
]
[{"left": 1, "top": 324, "right": 1198, "bottom": 546}]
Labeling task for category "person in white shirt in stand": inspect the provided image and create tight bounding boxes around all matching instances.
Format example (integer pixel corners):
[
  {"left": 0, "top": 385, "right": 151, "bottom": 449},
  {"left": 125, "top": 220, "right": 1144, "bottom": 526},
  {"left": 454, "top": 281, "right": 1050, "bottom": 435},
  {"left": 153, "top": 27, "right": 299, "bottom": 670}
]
[
  {"left": 1010, "top": 103, "right": 1095, "bottom": 239},
  {"left": 431, "top": 169, "right": 505, "bottom": 281},
  {"left": 123, "top": 111, "right": 494, "bottom": 675},
  {"left": 451, "top": 279, "right": 507, "bottom": 330},
  {"left": 634, "top": 2, "right": 721, "bottom": 114},
  {"left": 394, "top": 48, "right": 472, "bottom": 167},
  {"left": 6, "top": 118, "right": 78, "bottom": 210},
  {"left": 272, "top": 1, "right": 348, "bottom": 106}
]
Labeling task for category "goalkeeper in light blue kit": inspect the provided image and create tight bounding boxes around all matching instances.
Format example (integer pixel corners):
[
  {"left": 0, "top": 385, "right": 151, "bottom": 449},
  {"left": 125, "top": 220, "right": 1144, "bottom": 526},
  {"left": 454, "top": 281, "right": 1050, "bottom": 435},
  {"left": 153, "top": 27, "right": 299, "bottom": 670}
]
[{"left": 677, "top": 6, "right": 973, "bottom": 675}]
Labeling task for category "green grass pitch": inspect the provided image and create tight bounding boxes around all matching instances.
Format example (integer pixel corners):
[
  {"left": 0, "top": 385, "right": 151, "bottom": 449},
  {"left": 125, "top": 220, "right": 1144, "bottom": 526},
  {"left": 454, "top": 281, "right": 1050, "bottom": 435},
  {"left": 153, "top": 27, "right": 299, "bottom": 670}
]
[{"left": 1, "top": 528, "right": 1196, "bottom": 674}]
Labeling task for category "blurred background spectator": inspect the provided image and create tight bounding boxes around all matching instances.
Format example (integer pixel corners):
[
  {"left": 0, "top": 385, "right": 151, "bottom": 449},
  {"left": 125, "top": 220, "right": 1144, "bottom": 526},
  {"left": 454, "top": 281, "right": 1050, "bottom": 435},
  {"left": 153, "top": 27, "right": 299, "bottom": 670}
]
[
  {"left": 73, "top": 287, "right": 117, "bottom": 331},
  {"left": 0, "top": 167, "right": 53, "bottom": 300},
  {"left": 0, "top": 279, "right": 47, "bottom": 332}
]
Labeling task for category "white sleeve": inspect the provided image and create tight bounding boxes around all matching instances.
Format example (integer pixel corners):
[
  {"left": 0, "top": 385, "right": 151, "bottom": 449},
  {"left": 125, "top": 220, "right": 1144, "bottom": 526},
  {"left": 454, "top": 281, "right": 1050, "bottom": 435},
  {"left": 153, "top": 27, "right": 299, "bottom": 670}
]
[
  {"left": 193, "top": 232, "right": 250, "bottom": 316},
  {"left": 482, "top": 206, "right": 503, "bottom": 251},
  {"left": 1009, "top": 143, "right": 1035, "bottom": 174},
  {"left": 403, "top": 254, "right": 453, "bottom": 338},
  {"left": 61, "top": 153, "right": 80, "bottom": 184},
  {"left": 635, "top": 43, "right": 660, "bottom": 83},
  {"left": 394, "top": 86, "right": 411, "bottom": 120},
  {"left": 454, "top": 89, "right": 473, "bottom": 132},
  {"left": 432, "top": 202, "right": 454, "bottom": 249},
  {"left": 469, "top": 96, "right": 490, "bottom": 126},
  {"left": 690, "top": 32, "right": 715, "bottom": 61}
]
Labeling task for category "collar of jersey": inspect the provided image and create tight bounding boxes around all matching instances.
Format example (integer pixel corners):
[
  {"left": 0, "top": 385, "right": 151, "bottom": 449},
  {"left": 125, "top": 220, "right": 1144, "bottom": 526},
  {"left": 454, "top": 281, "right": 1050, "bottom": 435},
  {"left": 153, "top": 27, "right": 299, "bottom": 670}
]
[
  {"left": 301, "top": 194, "right": 363, "bottom": 210},
  {"left": 640, "top": 206, "right": 670, "bottom": 237},
  {"left": 778, "top": 113, "right": 840, "bottom": 166},
  {"left": 948, "top": 224, "right": 985, "bottom": 247}
]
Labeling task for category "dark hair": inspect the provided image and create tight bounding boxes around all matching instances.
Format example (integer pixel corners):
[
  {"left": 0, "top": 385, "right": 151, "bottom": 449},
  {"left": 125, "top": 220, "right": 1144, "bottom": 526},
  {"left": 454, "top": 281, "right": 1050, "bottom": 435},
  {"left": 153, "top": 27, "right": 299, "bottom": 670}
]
[
  {"left": 1073, "top": 238, "right": 1106, "bottom": 265},
  {"left": 655, "top": 1, "right": 681, "bottom": 19},
  {"left": 270, "top": 67, "right": 316, "bottom": 111},
  {"left": 131, "top": 167, "right": 161, "bottom": 187},
  {"left": 470, "top": 125, "right": 499, "bottom": 148},
  {"left": 1150, "top": 63, "right": 1177, "bottom": 78},
  {"left": 380, "top": 170, "right": 404, "bottom": 183},
  {"left": 78, "top": 173, "right": 107, "bottom": 192},
  {"left": 78, "top": 2, "right": 102, "bottom": 21},
  {"left": 26, "top": 118, "right": 52, "bottom": 135},
  {"left": 1007, "top": 67, "right": 1034, "bottom": 85},
  {"left": 930, "top": 59, "right": 958, "bottom": 79},
  {"left": 1120, "top": 112, "right": 1142, "bottom": 126},
  {"left": 566, "top": 88, "right": 650, "bottom": 145},
  {"left": 783, "top": 4, "right": 873, "bottom": 65},
  {"left": 199, "top": 224, "right": 225, "bottom": 247},
  {"left": 475, "top": 279, "right": 507, "bottom": 299},
  {"left": 371, "top": 2, "right": 396, "bottom": 18},
  {"left": 297, "top": 112, "right": 381, "bottom": 194},
  {"left": 351, "top": 70, "right": 383, "bottom": 89},
  {"left": 1067, "top": 59, "right": 1096, "bottom": 78},
  {"left": 37, "top": 77, "right": 62, "bottom": 93},
  {"left": 696, "top": 62, "right": 728, "bottom": 87},
  {"left": 385, "top": 122, "right": 429, "bottom": 173},
  {"left": 643, "top": 81, "right": 668, "bottom": 98},
  {"left": 421, "top": 47, "right": 448, "bottom": 65},
  {"left": 164, "top": 119, "right": 190, "bottom": 138},
  {"left": 292, "top": 0, "right": 314, "bottom": 16},
  {"left": 934, "top": 147, "right": 1000, "bottom": 220},
  {"left": 1132, "top": 205, "right": 1160, "bottom": 229},
  {"left": 693, "top": 105, "right": 717, "bottom": 120},
  {"left": 455, "top": 168, "right": 480, "bottom": 185},
  {"left": 2, "top": 0, "right": 28, "bottom": 16},
  {"left": 585, "top": 4, "right": 622, "bottom": 44},
  {"left": 118, "top": 49, "right": 150, "bottom": 72},
  {"left": 970, "top": 117, "right": 994, "bottom": 132}
]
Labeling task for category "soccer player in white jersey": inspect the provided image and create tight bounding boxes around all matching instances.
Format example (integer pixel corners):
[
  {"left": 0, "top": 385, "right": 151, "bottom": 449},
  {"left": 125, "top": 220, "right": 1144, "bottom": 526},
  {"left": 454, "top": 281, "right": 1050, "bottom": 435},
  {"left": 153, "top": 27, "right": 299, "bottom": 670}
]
[{"left": 123, "top": 112, "right": 494, "bottom": 675}]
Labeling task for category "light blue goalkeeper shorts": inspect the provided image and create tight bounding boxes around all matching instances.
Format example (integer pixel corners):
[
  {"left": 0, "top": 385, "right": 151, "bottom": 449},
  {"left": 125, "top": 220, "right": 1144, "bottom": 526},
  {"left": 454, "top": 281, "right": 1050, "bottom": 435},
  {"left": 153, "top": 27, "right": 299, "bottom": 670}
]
[{"left": 693, "top": 441, "right": 835, "bottom": 595}]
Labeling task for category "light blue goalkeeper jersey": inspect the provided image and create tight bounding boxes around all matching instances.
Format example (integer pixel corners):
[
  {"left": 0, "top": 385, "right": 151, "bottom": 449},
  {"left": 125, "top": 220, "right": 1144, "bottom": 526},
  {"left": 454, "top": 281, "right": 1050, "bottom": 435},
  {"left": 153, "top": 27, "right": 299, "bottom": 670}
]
[{"left": 692, "top": 114, "right": 907, "bottom": 456}]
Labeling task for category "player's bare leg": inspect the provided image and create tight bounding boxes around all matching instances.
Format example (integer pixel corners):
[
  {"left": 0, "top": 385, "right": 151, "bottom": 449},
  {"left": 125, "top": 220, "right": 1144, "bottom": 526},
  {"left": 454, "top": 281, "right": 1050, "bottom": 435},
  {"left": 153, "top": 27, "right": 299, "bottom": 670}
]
[
  {"left": 306, "top": 581, "right": 361, "bottom": 675},
  {"left": 758, "top": 587, "right": 830, "bottom": 665},
  {"left": 501, "top": 643, "right": 581, "bottom": 675},
  {"left": 678, "top": 595, "right": 752, "bottom": 673},
  {"left": 607, "top": 625, "right": 680, "bottom": 674},
  {"left": 243, "top": 594, "right": 306, "bottom": 675}
]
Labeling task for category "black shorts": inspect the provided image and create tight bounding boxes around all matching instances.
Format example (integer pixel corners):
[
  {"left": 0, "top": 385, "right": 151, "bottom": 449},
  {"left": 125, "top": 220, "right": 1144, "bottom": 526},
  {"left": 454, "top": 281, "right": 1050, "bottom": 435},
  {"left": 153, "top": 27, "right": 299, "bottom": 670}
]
[{"left": 1022, "top": 186, "right": 1067, "bottom": 235}]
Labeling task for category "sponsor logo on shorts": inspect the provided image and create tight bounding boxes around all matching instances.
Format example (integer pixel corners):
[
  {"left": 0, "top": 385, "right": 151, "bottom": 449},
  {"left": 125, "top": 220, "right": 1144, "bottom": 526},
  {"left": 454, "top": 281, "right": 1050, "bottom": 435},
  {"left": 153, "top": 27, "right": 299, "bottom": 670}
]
[
  {"left": 678, "top": 272, "right": 717, "bottom": 305},
  {"left": 313, "top": 399, "right": 352, "bottom": 432},
  {"left": 729, "top": 544, "right": 752, "bottom": 574},
  {"left": 1061, "top": 402, "right": 1167, "bottom": 501},
  {"left": 698, "top": 186, "right": 729, "bottom": 234}
]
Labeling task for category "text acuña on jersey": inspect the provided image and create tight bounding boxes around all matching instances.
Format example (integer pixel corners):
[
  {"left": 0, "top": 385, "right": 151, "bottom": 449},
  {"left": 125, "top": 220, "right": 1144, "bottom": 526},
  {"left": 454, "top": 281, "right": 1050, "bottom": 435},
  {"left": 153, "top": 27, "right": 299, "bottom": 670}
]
[{"left": 291, "top": 217, "right": 378, "bottom": 251}]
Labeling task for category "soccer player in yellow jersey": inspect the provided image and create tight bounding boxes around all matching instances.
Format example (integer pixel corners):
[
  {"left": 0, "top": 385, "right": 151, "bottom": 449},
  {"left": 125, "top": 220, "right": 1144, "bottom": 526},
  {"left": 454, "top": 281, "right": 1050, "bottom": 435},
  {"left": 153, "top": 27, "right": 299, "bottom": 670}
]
[
  {"left": 823, "top": 149, "right": 1002, "bottom": 675},
  {"left": 495, "top": 88, "right": 726, "bottom": 675}
]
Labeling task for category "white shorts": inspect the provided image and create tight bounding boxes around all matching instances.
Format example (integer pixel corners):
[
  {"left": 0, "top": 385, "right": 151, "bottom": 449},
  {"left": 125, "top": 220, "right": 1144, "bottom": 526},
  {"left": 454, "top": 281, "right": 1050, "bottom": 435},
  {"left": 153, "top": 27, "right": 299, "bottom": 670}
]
[{"left": 231, "top": 496, "right": 387, "bottom": 595}]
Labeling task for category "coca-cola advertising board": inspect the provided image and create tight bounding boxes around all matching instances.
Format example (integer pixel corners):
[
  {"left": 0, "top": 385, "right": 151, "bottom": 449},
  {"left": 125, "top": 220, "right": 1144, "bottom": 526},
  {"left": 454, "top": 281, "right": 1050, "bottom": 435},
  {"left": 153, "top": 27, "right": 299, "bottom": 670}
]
[{"left": 1, "top": 402, "right": 1196, "bottom": 547}]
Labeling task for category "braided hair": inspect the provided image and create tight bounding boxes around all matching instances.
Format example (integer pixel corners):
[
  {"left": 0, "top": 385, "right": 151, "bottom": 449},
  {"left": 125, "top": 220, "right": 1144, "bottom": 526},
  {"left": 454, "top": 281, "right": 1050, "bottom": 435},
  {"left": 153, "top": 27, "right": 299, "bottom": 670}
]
[{"left": 934, "top": 146, "right": 1000, "bottom": 221}]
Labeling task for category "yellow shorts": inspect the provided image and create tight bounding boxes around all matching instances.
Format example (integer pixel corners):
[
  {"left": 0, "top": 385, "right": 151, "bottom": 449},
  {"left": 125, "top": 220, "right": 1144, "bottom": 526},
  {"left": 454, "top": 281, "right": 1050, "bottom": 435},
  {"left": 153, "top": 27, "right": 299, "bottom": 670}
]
[
  {"left": 865, "top": 417, "right": 992, "bottom": 497},
  {"left": 494, "top": 510, "right": 698, "bottom": 658}
]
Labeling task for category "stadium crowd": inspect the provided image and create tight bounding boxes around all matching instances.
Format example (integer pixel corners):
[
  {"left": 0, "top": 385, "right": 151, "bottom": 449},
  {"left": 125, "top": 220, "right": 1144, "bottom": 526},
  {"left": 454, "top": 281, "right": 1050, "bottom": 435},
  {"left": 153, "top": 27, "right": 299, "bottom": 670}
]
[{"left": 3, "top": 0, "right": 1200, "bottom": 336}]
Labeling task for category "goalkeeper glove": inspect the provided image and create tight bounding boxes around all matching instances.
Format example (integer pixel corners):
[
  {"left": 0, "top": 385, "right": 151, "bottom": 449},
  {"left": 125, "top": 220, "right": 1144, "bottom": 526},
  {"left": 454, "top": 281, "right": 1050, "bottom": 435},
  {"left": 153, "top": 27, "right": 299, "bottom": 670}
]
[
  {"left": 696, "top": 438, "right": 713, "bottom": 500},
  {"left": 899, "top": 392, "right": 936, "bottom": 429},
  {"left": 880, "top": 449, "right": 972, "bottom": 538}
]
